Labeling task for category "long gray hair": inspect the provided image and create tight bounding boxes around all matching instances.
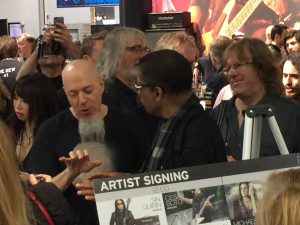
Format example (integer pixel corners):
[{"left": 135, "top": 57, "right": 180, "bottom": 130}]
[{"left": 96, "top": 27, "right": 147, "bottom": 80}]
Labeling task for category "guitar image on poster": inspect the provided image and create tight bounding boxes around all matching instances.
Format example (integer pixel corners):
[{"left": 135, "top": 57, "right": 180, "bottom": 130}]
[
  {"left": 191, "top": 194, "right": 215, "bottom": 225},
  {"left": 202, "top": 0, "right": 275, "bottom": 50},
  {"left": 178, "top": 190, "right": 215, "bottom": 225}
]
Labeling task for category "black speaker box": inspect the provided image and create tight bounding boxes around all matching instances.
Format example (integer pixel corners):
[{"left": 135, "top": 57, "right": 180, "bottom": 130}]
[
  {"left": 0, "top": 19, "right": 8, "bottom": 36},
  {"left": 91, "top": 24, "right": 120, "bottom": 34},
  {"left": 119, "top": 0, "right": 152, "bottom": 31}
]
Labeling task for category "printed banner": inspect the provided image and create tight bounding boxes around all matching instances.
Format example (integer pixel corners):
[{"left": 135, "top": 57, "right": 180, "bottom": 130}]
[{"left": 94, "top": 153, "right": 300, "bottom": 225}]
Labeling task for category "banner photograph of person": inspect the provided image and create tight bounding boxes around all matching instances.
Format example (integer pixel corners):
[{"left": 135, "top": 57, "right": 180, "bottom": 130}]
[
  {"left": 96, "top": 195, "right": 168, "bottom": 225},
  {"left": 163, "top": 186, "right": 230, "bottom": 225},
  {"left": 223, "top": 172, "right": 269, "bottom": 224}
]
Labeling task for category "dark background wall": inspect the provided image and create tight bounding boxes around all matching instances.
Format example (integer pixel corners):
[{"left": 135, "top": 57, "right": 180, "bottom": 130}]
[{"left": 119, "top": 0, "right": 152, "bottom": 31}]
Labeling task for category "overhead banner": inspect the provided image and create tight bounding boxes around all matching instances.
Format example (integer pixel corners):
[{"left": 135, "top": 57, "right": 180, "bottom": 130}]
[{"left": 93, "top": 153, "right": 300, "bottom": 225}]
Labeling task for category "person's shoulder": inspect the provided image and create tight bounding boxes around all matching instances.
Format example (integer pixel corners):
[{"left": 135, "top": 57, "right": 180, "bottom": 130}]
[
  {"left": 211, "top": 98, "right": 233, "bottom": 116},
  {"left": 0, "top": 59, "right": 23, "bottom": 67},
  {"left": 198, "top": 56, "right": 210, "bottom": 64},
  {"left": 39, "top": 109, "right": 73, "bottom": 129},
  {"left": 105, "top": 77, "right": 129, "bottom": 92},
  {"left": 266, "top": 95, "right": 300, "bottom": 111},
  {"left": 106, "top": 106, "right": 138, "bottom": 124}
]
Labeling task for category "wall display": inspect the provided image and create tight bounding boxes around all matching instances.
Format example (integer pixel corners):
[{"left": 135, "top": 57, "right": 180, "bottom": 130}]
[
  {"left": 8, "top": 22, "right": 23, "bottom": 38},
  {"left": 94, "top": 153, "right": 300, "bottom": 225},
  {"left": 151, "top": 0, "right": 300, "bottom": 46},
  {"left": 57, "top": 0, "right": 119, "bottom": 8}
]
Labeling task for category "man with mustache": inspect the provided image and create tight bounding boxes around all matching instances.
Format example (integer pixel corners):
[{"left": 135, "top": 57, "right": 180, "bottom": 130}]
[{"left": 24, "top": 59, "right": 148, "bottom": 225}]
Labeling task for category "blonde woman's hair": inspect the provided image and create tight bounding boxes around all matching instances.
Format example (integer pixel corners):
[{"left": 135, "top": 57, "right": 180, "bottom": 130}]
[
  {"left": 255, "top": 168, "right": 300, "bottom": 225},
  {"left": 0, "top": 120, "right": 31, "bottom": 225}
]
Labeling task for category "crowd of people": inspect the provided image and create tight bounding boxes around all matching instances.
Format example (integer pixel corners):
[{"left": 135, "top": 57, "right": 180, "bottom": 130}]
[{"left": 1, "top": 13, "right": 300, "bottom": 225}]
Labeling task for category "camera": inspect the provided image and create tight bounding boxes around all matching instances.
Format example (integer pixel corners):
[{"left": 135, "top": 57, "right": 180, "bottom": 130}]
[{"left": 38, "top": 17, "right": 66, "bottom": 58}]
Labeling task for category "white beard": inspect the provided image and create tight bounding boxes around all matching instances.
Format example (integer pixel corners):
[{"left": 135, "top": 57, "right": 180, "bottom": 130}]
[
  {"left": 120, "top": 65, "right": 139, "bottom": 85},
  {"left": 74, "top": 115, "right": 115, "bottom": 184},
  {"left": 78, "top": 115, "right": 105, "bottom": 143}
]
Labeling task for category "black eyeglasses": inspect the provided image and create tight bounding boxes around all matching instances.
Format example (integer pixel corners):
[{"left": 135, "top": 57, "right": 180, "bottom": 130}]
[
  {"left": 223, "top": 61, "right": 253, "bottom": 74},
  {"left": 126, "top": 45, "right": 150, "bottom": 53},
  {"left": 117, "top": 202, "right": 123, "bottom": 205}
]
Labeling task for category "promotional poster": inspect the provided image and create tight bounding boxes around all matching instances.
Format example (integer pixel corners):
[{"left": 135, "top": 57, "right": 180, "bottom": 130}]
[
  {"left": 94, "top": 154, "right": 300, "bottom": 225},
  {"left": 152, "top": 0, "right": 300, "bottom": 43}
]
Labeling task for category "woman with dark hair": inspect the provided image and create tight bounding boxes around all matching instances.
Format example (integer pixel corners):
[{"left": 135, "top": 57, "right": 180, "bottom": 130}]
[
  {"left": 7, "top": 72, "right": 57, "bottom": 164},
  {"left": 110, "top": 199, "right": 135, "bottom": 225},
  {"left": 233, "top": 182, "right": 257, "bottom": 219}
]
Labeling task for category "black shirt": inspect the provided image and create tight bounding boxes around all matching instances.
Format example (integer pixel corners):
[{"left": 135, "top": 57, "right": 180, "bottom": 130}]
[
  {"left": 24, "top": 107, "right": 148, "bottom": 225},
  {"left": 0, "top": 59, "right": 22, "bottom": 91},
  {"left": 211, "top": 95, "right": 300, "bottom": 160}
]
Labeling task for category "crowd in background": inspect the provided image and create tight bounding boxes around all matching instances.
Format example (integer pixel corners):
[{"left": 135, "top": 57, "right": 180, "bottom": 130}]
[{"left": 1, "top": 14, "right": 300, "bottom": 225}]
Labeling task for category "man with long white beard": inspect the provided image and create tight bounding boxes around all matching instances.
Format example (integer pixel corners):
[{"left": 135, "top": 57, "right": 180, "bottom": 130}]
[{"left": 23, "top": 59, "right": 148, "bottom": 225}]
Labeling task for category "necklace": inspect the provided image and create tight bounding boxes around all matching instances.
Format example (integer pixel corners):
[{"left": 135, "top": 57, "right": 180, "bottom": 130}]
[{"left": 16, "top": 127, "right": 34, "bottom": 163}]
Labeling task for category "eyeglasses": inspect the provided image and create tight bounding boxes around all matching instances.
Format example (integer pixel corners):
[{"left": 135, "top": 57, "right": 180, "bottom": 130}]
[
  {"left": 116, "top": 202, "right": 123, "bottom": 205},
  {"left": 126, "top": 45, "right": 150, "bottom": 54},
  {"left": 134, "top": 82, "right": 153, "bottom": 91},
  {"left": 223, "top": 61, "right": 253, "bottom": 74}
]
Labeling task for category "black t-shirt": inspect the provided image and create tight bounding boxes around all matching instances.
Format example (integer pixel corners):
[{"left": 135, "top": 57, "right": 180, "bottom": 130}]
[
  {"left": 211, "top": 95, "right": 300, "bottom": 160},
  {"left": 24, "top": 107, "right": 148, "bottom": 174},
  {"left": 24, "top": 107, "right": 149, "bottom": 225},
  {"left": 0, "top": 59, "right": 23, "bottom": 91},
  {"left": 47, "top": 75, "right": 70, "bottom": 112}
]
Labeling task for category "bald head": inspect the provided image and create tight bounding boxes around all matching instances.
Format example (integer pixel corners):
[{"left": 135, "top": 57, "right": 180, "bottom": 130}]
[
  {"left": 62, "top": 59, "right": 104, "bottom": 119},
  {"left": 62, "top": 59, "right": 100, "bottom": 83}
]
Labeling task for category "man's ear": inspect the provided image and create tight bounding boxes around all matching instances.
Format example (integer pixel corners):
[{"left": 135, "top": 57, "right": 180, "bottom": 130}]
[
  {"left": 98, "top": 77, "right": 104, "bottom": 87},
  {"left": 274, "top": 33, "right": 281, "bottom": 41},
  {"left": 154, "top": 86, "right": 164, "bottom": 102},
  {"left": 82, "top": 55, "right": 90, "bottom": 60}
]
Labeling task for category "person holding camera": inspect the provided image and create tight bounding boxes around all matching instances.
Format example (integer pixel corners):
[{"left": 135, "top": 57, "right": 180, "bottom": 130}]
[{"left": 16, "top": 19, "right": 80, "bottom": 112}]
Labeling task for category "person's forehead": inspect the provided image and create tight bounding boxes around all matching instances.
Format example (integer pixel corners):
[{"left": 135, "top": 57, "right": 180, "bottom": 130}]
[
  {"left": 126, "top": 37, "right": 146, "bottom": 46},
  {"left": 17, "top": 37, "right": 25, "bottom": 43},
  {"left": 64, "top": 66, "right": 98, "bottom": 86},
  {"left": 40, "top": 54, "right": 65, "bottom": 60},
  {"left": 225, "top": 53, "right": 239, "bottom": 63},
  {"left": 287, "top": 36, "right": 297, "bottom": 43},
  {"left": 225, "top": 50, "right": 252, "bottom": 64},
  {"left": 283, "top": 60, "right": 299, "bottom": 72}
]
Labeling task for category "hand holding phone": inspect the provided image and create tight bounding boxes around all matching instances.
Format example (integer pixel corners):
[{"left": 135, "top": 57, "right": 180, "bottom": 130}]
[{"left": 54, "top": 17, "right": 64, "bottom": 26}]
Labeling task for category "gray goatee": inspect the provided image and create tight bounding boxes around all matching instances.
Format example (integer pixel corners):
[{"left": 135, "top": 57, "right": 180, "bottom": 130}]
[{"left": 78, "top": 115, "right": 105, "bottom": 143}]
